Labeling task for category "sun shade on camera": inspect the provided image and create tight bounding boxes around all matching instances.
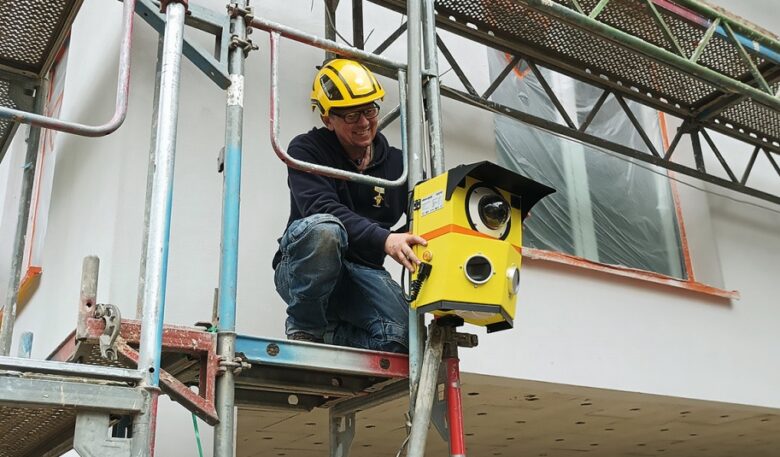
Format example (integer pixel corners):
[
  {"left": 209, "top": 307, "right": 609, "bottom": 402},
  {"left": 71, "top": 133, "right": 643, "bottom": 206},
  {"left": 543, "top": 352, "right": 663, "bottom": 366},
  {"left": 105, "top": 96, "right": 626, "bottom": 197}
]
[{"left": 444, "top": 161, "right": 556, "bottom": 220}]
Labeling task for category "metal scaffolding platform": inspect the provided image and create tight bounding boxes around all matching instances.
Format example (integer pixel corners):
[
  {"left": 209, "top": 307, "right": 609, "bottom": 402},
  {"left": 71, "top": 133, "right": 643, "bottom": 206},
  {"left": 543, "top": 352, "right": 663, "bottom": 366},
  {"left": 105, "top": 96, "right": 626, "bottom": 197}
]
[
  {"left": 0, "top": 306, "right": 410, "bottom": 457},
  {"left": 46, "top": 317, "right": 408, "bottom": 418},
  {"left": 0, "top": 357, "right": 144, "bottom": 457}
]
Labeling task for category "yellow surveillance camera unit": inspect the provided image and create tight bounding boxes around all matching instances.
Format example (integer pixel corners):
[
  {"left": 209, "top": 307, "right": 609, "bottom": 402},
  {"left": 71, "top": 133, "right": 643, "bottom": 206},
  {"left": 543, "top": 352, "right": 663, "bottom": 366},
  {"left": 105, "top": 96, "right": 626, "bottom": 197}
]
[{"left": 409, "top": 161, "right": 555, "bottom": 333}]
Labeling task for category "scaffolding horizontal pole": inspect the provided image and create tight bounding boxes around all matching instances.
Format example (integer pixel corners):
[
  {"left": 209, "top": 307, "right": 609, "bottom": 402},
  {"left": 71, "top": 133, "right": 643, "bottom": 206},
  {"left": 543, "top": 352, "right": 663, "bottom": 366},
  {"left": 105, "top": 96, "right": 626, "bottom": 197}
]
[
  {"left": 0, "top": 376, "right": 144, "bottom": 412},
  {"left": 250, "top": 16, "right": 407, "bottom": 72},
  {"left": 268, "top": 32, "right": 409, "bottom": 187},
  {"left": 0, "top": 356, "right": 142, "bottom": 381},
  {"left": 235, "top": 335, "right": 409, "bottom": 378}
]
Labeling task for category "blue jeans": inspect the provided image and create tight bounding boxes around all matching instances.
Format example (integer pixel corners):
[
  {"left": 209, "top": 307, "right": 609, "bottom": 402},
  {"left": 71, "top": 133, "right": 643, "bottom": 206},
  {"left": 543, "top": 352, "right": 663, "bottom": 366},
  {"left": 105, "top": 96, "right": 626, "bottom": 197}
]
[{"left": 274, "top": 214, "right": 409, "bottom": 353}]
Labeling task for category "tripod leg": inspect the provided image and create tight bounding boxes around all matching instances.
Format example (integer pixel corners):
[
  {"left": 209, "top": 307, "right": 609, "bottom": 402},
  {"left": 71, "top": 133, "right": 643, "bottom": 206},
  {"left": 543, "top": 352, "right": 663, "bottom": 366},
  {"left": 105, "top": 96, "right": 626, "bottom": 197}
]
[
  {"left": 406, "top": 323, "right": 445, "bottom": 457},
  {"left": 445, "top": 354, "right": 466, "bottom": 457}
]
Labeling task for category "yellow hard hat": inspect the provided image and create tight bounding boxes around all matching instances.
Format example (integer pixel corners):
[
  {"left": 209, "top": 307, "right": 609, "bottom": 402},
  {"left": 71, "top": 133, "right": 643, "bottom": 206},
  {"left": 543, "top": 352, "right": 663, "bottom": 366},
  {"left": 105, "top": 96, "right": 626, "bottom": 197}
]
[{"left": 311, "top": 59, "right": 385, "bottom": 116}]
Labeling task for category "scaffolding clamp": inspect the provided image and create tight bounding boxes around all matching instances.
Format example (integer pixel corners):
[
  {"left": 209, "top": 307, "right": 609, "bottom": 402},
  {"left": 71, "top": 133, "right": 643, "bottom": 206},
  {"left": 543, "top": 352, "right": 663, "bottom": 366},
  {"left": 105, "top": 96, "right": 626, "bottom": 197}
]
[
  {"left": 230, "top": 35, "right": 259, "bottom": 57},
  {"left": 227, "top": 3, "right": 255, "bottom": 26},
  {"left": 93, "top": 303, "right": 122, "bottom": 361},
  {"left": 218, "top": 354, "right": 251, "bottom": 375}
]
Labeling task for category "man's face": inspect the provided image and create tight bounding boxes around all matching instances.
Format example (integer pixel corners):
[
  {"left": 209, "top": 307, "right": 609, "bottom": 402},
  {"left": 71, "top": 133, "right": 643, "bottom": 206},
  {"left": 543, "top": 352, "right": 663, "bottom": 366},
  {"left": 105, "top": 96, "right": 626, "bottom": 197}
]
[{"left": 323, "top": 103, "right": 379, "bottom": 151}]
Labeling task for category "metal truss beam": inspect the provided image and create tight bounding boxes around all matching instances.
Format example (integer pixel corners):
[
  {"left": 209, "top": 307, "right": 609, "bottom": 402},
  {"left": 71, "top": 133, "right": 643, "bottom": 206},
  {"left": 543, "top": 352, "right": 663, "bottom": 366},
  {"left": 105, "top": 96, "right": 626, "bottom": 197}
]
[
  {"left": 363, "top": 0, "right": 780, "bottom": 205},
  {"left": 441, "top": 84, "right": 780, "bottom": 205}
]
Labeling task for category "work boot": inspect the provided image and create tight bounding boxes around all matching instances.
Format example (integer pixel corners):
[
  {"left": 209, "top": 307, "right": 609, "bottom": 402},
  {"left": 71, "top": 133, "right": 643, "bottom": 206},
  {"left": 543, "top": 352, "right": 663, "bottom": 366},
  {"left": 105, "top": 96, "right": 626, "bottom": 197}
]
[{"left": 287, "top": 331, "right": 324, "bottom": 343}]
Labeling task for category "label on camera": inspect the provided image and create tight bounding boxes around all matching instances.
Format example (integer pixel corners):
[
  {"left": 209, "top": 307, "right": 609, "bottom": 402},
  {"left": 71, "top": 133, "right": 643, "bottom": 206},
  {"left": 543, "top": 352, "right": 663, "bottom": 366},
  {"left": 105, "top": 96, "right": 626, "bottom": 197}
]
[{"left": 421, "top": 191, "right": 444, "bottom": 216}]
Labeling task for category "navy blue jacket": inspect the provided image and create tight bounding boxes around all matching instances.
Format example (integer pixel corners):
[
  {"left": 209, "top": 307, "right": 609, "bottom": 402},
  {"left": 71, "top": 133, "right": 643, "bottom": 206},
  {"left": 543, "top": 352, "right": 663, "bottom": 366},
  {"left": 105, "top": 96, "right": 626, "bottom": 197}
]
[{"left": 273, "top": 127, "right": 408, "bottom": 269}]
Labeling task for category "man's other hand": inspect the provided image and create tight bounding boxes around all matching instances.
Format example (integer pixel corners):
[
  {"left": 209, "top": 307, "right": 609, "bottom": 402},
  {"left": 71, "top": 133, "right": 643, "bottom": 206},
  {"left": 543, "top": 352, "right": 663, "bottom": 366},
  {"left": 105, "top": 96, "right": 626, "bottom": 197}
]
[{"left": 384, "top": 233, "right": 428, "bottom": 272}]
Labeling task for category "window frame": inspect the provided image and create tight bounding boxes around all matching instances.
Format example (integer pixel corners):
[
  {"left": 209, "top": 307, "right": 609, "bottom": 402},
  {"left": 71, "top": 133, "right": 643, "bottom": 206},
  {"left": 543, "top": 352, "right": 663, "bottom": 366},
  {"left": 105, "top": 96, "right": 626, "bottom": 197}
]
[{"left": 519, "top": 112, "right": 737, "bottom": 300}]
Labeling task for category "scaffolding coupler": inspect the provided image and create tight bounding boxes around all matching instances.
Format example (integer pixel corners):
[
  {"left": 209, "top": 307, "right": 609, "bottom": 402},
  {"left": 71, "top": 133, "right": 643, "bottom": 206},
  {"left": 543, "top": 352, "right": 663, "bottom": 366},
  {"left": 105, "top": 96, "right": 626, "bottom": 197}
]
[
  {"left": 218, "top": 354, "right": 251, "bottom": 375},
  {"left": 229, "top": 35, "right": 259, "bottom": 56},
  {"left": 227, "top": 3, "right": 255, "bottom": 23},
  {"left": 94, "top": 303, "right": 122, "bottom": 361},
  {"left": 228, "top": 2, "right": 258, "bottom": 56}
]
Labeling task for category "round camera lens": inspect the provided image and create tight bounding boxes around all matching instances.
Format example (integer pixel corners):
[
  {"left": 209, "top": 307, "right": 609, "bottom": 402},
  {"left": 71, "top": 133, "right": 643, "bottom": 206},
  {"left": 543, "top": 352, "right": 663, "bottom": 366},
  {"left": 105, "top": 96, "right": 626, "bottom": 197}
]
[
  {"left": 465, "top": 255, "right": 493, "bottom": 284},
  {"left": 507, "top": 266, "right": 520, "bottom": 295},
  {"left": 478, "top": 195, "right": 509, "bottom": 230}
]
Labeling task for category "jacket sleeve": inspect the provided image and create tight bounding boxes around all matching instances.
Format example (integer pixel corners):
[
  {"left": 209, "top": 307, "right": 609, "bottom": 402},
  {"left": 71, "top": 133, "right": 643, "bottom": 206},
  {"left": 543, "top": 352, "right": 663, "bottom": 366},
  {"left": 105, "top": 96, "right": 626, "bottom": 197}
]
[{"left": 287, "top": 142, "right": 390, "bottom": 253}]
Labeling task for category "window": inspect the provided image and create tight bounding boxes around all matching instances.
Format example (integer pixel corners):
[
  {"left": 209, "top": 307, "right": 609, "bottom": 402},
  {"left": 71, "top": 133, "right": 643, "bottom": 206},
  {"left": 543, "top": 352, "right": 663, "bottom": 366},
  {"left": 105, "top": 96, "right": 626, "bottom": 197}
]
[{"left": 489, "top": 52, "right": 686, "bottom": 279}]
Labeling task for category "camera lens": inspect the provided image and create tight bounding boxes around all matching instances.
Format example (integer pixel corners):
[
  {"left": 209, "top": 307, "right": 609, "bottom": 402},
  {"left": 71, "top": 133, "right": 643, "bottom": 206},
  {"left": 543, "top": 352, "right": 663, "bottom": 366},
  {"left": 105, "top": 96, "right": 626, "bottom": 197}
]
[
  {"left": 506, "top": 266, "right": 520, "bottom": 295},
  {"left": 464, "top": 255, "right": 493, "bottom": 284},
  {"left": 478, "top": 195, "right": 510, "bottom": 230}
]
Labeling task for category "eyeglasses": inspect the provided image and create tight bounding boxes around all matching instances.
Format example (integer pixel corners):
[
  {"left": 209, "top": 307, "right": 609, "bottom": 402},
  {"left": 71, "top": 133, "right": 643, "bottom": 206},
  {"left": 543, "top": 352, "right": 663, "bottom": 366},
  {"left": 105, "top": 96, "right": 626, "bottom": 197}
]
[{"left": 330, "top": 104, "right": 380, "bottom": 124}]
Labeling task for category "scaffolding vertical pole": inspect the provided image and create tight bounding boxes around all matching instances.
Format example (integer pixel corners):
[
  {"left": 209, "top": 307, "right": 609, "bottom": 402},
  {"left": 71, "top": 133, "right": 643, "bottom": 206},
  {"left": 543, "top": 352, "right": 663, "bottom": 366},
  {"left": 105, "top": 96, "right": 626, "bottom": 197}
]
[
  {"left": 214, "top": 2, "right": 248, "bottom": 456},
  {"left": 406, "top": 0, "right": 426, "bottom": 407},
  {"left": 137, "top": 36, "right": 166, "bottom": 319},
  {"left": 352, "top": 0, "right": 364, "bottom": 49},
  {"left": 325, "top": 0, "right": 340, "bottom": 60},
  {"left": 422, "top": 0, "right": 444, "bottom": 176},
  {"left": 0, "top": 77, "right": 48, "bottom": 356},
  {"left": 133, "top": 2, "right": 187, "bottom": 455}
]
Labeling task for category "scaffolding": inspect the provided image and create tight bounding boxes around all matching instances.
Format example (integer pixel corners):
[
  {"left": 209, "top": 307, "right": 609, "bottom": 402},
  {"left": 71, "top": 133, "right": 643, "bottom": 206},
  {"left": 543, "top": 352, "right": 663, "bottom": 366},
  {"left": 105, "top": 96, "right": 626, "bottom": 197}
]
[{"left": 0, "top": 0, "right": 779, "bottom": 456}]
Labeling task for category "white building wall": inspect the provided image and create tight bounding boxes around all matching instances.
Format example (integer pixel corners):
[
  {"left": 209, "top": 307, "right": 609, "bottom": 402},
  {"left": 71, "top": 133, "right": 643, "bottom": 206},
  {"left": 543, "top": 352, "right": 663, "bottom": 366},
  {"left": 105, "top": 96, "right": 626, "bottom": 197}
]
[{"left": 0, "top": 0, "right": 778, "bottom": 455}]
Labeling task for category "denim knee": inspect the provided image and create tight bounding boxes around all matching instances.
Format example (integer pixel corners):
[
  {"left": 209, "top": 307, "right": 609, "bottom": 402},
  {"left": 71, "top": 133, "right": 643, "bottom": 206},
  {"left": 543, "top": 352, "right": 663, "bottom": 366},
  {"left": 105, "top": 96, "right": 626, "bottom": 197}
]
[
  {"left": 307, "top": 221, "right": 346, "bottom": 257},
  {"left": 283, "top": 214, "right": 347, "bottom": 264},
  {"left": 278, "top": 214, "right": 347, "bottom": 312}
]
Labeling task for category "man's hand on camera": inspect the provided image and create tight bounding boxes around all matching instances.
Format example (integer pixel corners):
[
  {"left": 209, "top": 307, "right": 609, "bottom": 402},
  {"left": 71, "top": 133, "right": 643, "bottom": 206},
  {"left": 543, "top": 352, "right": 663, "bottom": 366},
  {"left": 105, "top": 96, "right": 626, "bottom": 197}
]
[{"left": 384, "top": 233, "right": 428, "bottom": 272}]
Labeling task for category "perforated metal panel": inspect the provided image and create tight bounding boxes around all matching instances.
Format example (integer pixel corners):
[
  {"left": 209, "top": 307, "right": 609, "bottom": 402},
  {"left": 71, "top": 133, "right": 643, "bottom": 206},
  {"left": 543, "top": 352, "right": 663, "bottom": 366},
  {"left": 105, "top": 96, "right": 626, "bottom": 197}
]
[
  {"left": 0, "top": 404, "right": 76, "bottom": 457},
  {"left": 0, "top": 75, "right": 34, "bottom": 164},
  {"left": 718, "top": 81, "right": 780, "bottom": 141},
  {"left": 0, "top": 80, "right": 17, "bottom": 147},
  {"left": 0, "top": 0, "right": 83, "bottom": 77},
  {"left": 0, "top": 0, "right": 81, "bottom": 163}
]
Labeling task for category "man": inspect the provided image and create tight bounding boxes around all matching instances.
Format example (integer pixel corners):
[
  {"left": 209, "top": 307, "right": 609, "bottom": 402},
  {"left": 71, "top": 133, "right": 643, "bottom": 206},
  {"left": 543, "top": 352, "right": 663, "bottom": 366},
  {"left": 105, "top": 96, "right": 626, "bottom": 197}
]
[{"left": 272, "top": 59, "right": 427, "bottom": 353}]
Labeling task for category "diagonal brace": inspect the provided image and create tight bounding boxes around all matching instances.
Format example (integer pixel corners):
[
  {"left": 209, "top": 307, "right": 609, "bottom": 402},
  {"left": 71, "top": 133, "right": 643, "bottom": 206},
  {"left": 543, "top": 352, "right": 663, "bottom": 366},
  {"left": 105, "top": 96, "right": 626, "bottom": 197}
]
[
  {"left": 723, "top": 22, "right": 772, "bottom": 94},
  {"left": 117, "top": 339, "right": 220, "bottom": 425},
  {"left": 483, "top": 54, "right": 522, "bottom": 100},
  {"left": 528, "top": 61, "right": 576, "bottom": 129},
  {"left": 614, "top": 94, "right": 660, "bottom": 157},
  {"left": 740, "top": 146, "right": 760, "bottom": 185},
  {"left": 644, "top": 0, "right": 686, "bottom": 57},
  {"left": 436, "top": 34, "right": 478, "bottom": 96},
  {"left": 136, "top": 0, "right": 231, "bottom": 89},
  {"left": 700, "top": 128, "right": 739, "bottom": 183}
]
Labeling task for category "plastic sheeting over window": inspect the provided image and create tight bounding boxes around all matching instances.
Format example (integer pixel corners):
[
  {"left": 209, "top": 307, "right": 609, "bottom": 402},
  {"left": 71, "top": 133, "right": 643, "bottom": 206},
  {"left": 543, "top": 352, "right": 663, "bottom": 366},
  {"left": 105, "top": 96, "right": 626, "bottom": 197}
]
[{"left": 488, "top": 52, "right": 686, "bottom": 279}]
